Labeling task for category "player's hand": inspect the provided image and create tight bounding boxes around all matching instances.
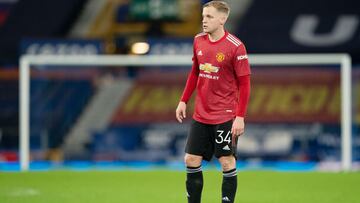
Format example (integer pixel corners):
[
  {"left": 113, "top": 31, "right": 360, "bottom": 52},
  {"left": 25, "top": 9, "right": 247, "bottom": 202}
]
[
  {"left": 231, "top": 116, "right": 245, "bottom": 138},
  {"left": 176, "top": 101, "right": 187, "bottom": 123}
]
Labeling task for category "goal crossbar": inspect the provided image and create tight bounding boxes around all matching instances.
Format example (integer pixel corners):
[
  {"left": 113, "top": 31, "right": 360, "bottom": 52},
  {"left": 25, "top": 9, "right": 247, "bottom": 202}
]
[{"left": 19, "top": 54, "right": 352, "bottom": 171}]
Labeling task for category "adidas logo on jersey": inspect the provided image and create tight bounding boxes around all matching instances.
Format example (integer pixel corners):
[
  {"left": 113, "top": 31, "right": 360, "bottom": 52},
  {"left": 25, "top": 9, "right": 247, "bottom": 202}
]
[
  {"left": 222, "top": 196, "right": 231, "bottom": 201},
  {"left": 197, "top": 50, "right": 203, "bottom": 56},
  {"left": 223, "top": 145, "right": 231, "bottom": 151}
]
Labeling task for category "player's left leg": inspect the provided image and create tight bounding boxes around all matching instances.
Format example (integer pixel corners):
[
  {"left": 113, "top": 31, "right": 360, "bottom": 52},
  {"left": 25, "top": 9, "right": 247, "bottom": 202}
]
[
  {"left": 218, "top": 155, "right": 237, "bottom": 203},
  {"left": 213, "top": 120, "right": 238, "bottom": 203}
]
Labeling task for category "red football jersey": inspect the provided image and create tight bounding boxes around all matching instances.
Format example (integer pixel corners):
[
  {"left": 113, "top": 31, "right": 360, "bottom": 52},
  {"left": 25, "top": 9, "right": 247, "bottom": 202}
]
[{"left": 181, "top": 31, "right": 251, "bottom": 124}]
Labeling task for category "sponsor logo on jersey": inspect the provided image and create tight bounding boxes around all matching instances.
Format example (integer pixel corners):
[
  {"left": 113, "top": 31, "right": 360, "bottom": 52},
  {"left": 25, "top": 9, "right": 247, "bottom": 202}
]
[
  {"left": 199, "top": 73, "right": 219, "bottom": 80},
  {"left": 216, "top": 52, "right": 225, "bottom": 62},
  {"left": 199, "top": 63, "right": 219, "bottom": 73},
  {"left": 197, "top": 50, "right": 203, "bottom": 56},
  {"left": 237, "top": 55, "right": 248, "bottom": 61}
]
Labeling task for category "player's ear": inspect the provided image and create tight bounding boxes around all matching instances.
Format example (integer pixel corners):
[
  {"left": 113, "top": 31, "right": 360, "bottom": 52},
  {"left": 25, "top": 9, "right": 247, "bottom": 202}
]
[{"left": 220, "top": 13, "right": 228, "bottom": 25}]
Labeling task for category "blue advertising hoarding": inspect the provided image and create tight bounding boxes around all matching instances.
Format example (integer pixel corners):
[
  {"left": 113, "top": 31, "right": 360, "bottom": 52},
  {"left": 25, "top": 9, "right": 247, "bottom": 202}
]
[{"left": 21, "top": 39, "right": 105, "bottom": 55}]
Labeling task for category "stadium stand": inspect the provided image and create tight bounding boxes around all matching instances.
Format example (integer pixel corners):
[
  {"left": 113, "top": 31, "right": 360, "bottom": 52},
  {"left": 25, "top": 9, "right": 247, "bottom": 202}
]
[
  {"left": 0, "top": 0, "right": 87, "bottom": 64},
  {"left": 0, "top": 69, "right": 94, "bottom": 161},
  {"left": 0, "top": 0, "right": 14, "bottom": 27},
  {"left": 0, "top": 77, "right": 18, "bottom": 149},
  {"left": 236, "top": 0, "right": 360, "bottom": 62}
]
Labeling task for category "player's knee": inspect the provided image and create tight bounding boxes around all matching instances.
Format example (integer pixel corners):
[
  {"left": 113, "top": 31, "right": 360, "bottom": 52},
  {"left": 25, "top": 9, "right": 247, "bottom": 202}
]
[
  {"left": 219, "top": 156, "right": 236, "bottom": 171},
  {"left": 184, "top": 154, "right": 202, "bottom": 167}
]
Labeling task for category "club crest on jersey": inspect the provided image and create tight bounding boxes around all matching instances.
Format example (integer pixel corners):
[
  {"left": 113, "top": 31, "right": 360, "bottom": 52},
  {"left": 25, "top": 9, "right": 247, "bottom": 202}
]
[
  {"left": 216, "top": 52, "right": 225, "bottom": 62},
  {"left": 199, "top": 63, "right": 219, "bottom": 73}
]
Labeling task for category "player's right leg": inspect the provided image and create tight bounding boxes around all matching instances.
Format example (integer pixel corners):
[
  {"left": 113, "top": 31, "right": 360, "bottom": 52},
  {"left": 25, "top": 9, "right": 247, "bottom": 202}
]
[
  {"left": 184, "top": 120, "right": 213, "bottom": 203},
  {"left": 184, "top": 153, "right": 203, "bottom": 203}
]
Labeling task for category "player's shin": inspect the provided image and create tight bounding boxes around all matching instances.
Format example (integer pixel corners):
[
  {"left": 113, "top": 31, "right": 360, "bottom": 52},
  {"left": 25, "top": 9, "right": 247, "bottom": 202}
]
[
  {"left": 222, "top": 168, "right": 237, "bottom": 203},
  {"left": 186, "top": 166, "right": 203, "bottom": 203}
]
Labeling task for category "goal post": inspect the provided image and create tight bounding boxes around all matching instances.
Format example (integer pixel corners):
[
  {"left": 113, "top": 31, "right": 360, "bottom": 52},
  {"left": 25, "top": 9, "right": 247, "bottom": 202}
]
[{"left": 19, "top": 54, "right": 352, "bottom": 171}]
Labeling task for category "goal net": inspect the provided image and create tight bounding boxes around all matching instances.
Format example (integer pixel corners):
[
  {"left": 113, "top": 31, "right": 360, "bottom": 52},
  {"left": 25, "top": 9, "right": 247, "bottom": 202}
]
[{"left": 19, "top": 54, "right": 353, "bottom": 171}]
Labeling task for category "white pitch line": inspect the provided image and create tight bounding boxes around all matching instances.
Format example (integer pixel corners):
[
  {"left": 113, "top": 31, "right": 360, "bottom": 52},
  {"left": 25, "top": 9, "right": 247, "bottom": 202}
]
[{"left": 8, "top": 188, "right": 40, "bottom": 197}]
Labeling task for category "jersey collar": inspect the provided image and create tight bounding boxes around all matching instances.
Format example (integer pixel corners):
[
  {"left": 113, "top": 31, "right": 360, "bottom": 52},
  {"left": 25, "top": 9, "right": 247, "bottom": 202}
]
[{"left": 207, "top": 30, "right": 228, "bottom": 44}]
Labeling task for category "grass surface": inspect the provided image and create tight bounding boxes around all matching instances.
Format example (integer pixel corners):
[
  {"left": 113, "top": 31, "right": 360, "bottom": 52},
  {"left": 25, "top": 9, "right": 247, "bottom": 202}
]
[{"left": 0, "top": 170, "right": 359, "bottom": 203}]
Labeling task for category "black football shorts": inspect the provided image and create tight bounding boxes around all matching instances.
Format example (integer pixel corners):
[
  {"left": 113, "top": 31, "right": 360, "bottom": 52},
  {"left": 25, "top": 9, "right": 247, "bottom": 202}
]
[{"left": 185, "top": 119, "right": 238, "bottom": 161}]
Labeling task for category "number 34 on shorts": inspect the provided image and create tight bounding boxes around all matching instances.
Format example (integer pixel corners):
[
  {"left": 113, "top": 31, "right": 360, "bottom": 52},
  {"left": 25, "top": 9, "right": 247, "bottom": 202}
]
[{"left": 215, "top": 130, "right": 231, "bottom": 144}]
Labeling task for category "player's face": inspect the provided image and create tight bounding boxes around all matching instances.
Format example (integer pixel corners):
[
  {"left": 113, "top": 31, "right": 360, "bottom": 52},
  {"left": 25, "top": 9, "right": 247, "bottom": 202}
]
[{"left": 202, "top": 6, "right": 226, "bottom": 34}]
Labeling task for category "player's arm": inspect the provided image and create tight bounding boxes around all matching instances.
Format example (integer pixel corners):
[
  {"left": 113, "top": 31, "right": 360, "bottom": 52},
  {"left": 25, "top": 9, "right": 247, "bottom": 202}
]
[
  {"left": 232, "top": 75, "right": 250, "bottom": 137},
  {"left": 231, "top": 43, "right": 251, "bottom": 137},
  {"left": 176, "top": 43, "right": 199, "bottom": 123}
]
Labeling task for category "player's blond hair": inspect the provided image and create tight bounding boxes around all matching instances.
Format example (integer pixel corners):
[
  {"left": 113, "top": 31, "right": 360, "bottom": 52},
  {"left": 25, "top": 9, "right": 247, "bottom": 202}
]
[{"left": 203, "top": 1, "right": 230, "bottom": 16}]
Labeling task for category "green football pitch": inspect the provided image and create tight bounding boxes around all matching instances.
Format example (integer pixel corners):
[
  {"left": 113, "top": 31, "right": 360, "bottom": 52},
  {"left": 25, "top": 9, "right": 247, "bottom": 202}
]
[{"left": 0, "top": 170, "right": 359, "bottom": 203}]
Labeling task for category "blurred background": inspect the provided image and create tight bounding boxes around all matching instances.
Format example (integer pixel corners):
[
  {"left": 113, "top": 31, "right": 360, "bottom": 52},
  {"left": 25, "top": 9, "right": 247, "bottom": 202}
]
[{"left": 0, "top": 0, "right": 359, "bottom": 171}]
